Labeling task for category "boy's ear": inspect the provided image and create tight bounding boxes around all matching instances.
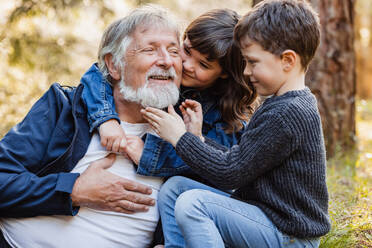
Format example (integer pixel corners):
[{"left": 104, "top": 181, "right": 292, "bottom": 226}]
[
  {"left": 280, "top": 50, "right": 297, "bottom": 72},
  {"left": 104, "top": 54, "right": 121, "bottom": 80}
]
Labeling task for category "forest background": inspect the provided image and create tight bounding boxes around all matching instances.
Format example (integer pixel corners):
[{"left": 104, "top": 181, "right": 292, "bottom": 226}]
[{"left": 0, "top": 0, "right": 371, "bottom": 247}]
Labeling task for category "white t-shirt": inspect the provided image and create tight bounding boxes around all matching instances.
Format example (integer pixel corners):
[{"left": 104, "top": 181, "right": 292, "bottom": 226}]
[{"left": 0, "top": 122, "right": 163, "bottom": 248}]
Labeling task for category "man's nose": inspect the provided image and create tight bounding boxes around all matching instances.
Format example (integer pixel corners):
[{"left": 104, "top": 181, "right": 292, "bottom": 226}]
[{"left": 157, "top": 50, "right": 173, "bottom": 69}]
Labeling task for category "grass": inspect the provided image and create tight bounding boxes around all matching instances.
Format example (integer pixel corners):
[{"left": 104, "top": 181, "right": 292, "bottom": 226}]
[{"left": 320, "top": 99, "right": 372, "bottom": 248}]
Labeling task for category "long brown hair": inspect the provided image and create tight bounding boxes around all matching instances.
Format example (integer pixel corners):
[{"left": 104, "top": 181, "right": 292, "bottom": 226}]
[{"left": 185, "top": 9, "right": 257, "bottom": 133}]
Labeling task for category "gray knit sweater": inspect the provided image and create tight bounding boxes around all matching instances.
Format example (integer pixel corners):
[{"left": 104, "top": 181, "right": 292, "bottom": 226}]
[{"left": 175, "top": 88, "right": 331, "bottom": 238}]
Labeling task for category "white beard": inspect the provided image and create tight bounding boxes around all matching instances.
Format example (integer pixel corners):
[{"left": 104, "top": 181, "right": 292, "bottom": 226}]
[{"left": 119, "top": 66, "right": 180, "bottom": 109}]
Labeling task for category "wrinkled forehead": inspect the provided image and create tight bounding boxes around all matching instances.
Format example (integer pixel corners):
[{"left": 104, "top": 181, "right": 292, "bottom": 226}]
[
  {"left": 129, "top": 24, "right": 180, "bottom": 50},
  {"left": 135, "top": 21, "right": 179, "bottom": 38}
]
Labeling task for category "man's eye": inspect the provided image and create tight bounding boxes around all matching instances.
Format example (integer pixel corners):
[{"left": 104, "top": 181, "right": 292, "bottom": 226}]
[
  {"left": 169, "top": 48, "right": 180, "bottom": 55},
  {"left": 143, "top": 48, "right": 154, "bottom": 52}
]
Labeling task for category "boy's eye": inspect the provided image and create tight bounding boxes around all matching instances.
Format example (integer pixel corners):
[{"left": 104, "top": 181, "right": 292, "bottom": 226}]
[{"left": 248, "top": 59, "right": 257, "bottom": 65}]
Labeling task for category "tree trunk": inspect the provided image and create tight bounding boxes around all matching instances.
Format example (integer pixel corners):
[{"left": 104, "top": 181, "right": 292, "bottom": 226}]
[
  {"left": 306, "top": 0, "right": 356, "bottom": 157},
  {"left": 251, "top": 0, "right": 356, "bottom": 157},
  {"left": 252, "top": 0, "right": 263, "bottom": 6}
]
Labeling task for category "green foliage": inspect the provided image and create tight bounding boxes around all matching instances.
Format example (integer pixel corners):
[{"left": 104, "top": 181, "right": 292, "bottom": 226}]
[
  {"left": 358, "top": 100, "right": 372, "bottom": 121},
  {"left": 0, "top": 0, "right": 116, "bottom": 137},
  {"left": 8, "top": 34, "right": 76, "bottom": 73},
  {"left": 320, "top": 100, "right": 372, "bottom": 248},
  {"left": 321, "top": 157, "right": 372, "bottom": 247},
  {"left": 6, "top": 0, "right": 111, "bottom": 23}
]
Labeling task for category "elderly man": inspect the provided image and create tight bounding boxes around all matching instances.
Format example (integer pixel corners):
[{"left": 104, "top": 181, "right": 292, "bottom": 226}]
[{"left": 0, "top": 6, "right": 182, "bottom": 248}]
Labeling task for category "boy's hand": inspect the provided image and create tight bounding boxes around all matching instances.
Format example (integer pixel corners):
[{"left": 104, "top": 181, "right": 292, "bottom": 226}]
[
  {"left": 141, "top": 105, "right": 186, "bottom": 147},
  {"left": 123, "top": 135, "right": 144, "bottom": 165},
  {"left": 99, "top": 119, "right": 127, "bottom": 153},
  {"left": 180, "top": 99, "right": 204, "bottom": 141}
]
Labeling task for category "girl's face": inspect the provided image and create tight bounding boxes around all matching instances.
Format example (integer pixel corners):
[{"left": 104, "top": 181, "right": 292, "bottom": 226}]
[{"left": 180, "top": 38, "right": 226, "bottom": 89}]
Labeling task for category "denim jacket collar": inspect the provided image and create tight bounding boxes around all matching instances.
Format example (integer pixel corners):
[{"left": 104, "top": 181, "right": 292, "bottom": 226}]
[{"left": 179, "top": 86, "right": 222, "bottom": 127}]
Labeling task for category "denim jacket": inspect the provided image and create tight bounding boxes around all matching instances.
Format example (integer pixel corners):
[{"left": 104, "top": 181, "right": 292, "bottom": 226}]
[
  {"left": 0, "top": 83, "right": 91, "bottom": 218},
  {"left": 81, "top": 63, "right": 244, "bottom": 177}
]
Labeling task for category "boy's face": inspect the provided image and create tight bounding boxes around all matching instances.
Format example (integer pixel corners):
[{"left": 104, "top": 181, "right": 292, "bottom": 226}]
[{"left": 240, "top": 37, "right": 287, "bottom": 96}]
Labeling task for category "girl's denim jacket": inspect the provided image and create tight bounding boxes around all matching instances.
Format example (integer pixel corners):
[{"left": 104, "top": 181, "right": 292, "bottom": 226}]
[{"left": 81, "top": 63, "right": 244, "bottom": 177}]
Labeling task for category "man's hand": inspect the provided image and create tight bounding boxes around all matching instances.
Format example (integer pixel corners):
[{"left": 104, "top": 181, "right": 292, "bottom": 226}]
[
  {"left": 70, "top": 154, "right": 154, "bottom": 214},
  {"left": 99, "top": 119, "right": 127, "bottom": 153},
  {"left": 123, "top": 135, "right": 144, "bottom": 165},
  {"left": 141, "top": 105, "right": 186, "bottom": 147},
  {"left": 180, "top": 99, "right": 204, "bottom": 141}
]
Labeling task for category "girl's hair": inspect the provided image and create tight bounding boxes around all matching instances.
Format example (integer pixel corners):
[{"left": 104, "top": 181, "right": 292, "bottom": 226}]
[{"left": 184, "top": 9, "right": 257, "bottom": 133}]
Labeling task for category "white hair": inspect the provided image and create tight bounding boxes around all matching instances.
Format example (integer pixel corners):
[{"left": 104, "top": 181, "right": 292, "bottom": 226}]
[
  {"left": 119, "top": 66, "right": 179, "bottom": 108},
  {"left": 97, "top": 5, "right": 180, "bottom": 83}
]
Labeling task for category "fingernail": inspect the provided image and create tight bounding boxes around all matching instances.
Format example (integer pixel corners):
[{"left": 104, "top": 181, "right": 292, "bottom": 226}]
[{"left": 151, "top": 200, "right": 155, "bottom": 205}]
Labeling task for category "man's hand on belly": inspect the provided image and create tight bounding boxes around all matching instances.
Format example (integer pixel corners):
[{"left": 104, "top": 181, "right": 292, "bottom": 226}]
[{"left": 70, "top": 153, "right": 155, "bottom": 214}]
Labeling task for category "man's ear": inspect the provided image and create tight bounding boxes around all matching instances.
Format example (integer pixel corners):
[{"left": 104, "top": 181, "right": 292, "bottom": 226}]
[
  {"left": 104, "top": 54, "right": 121, "bottom": 80},
  {"left": 280, "top": 50, "right": 297, "bottom": 72}
]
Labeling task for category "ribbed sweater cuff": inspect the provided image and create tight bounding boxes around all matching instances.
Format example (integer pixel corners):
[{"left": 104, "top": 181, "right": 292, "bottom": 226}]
[{"left": 176, "top": 132, "right": 202, "bottom": 158}]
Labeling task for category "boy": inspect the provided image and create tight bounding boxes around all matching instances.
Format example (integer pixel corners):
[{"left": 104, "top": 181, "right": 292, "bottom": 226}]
[{"left": 141, "top": 0, "right": 331, "bottom": 247}]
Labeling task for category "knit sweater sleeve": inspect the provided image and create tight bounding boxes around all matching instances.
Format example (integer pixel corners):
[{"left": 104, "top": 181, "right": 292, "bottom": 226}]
[
  {"left": 175, "top": 110, "right": 296, "bottom": 189},
  {"left": 204, "top": 137, "right": 229, "bottom": 152}
]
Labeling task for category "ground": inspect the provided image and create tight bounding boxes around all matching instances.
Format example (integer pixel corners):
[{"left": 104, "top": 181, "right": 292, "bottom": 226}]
[{"left": 320, "top": 99, "right": 372, "bottom": 248}]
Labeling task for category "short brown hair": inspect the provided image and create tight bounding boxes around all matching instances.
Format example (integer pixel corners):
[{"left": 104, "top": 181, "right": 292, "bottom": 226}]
[{"left": 234, "top": 0, "right": 320, "bottom": 70}]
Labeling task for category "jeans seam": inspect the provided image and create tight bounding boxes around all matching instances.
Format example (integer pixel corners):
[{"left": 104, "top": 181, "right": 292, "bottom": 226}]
[{"left": 200, "top": 200, "right": 276, "bottom": 231}]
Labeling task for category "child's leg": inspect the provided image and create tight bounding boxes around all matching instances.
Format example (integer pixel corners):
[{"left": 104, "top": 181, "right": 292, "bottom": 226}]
[
  {"left": 158, "top": 176, "right": 229, "bottom": 248},
  {"left": 174, "top": 189, "right": 320, "bottom": 248}
]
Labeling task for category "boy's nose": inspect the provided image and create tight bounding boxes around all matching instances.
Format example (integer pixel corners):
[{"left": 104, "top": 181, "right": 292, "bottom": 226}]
[{"left": 243, "top": 65, "right": 252, "bottom": 76}]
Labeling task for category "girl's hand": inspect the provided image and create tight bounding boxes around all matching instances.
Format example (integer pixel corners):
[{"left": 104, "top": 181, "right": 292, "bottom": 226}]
[
  {"left": 99, "top": 119, "right": 127, "bottom": 153},
  {"left": 123, "top": 135, "right": 144, "bottom": 165},
  {"left": 141, "top": 105, "right": 186, "bottom": 147},
  {"left": 180, "top": 99, "right": 204, "bottom": 141}
]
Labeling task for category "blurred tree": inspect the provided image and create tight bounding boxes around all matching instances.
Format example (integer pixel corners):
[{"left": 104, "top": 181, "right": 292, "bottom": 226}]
[
  {"left": 0, "top": 0, "right": 115, "bottom": 136},
  {"left": 1, "top": 0, "right": 114, "bottom": 76},
  {"left": 252, "top": 0, "right": 263, "bottom": 5},
  {"left": 306, "top": 0, "right": 356, "bottom": 157},
  {"left": 251, "top": 0, "right": 357, "bottom": 157},
  {"left": 355, "top": 0, "right": 372, "bottom": 99}
]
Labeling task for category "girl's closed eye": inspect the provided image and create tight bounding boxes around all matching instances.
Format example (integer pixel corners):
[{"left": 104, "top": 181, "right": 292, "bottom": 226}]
[
  {"left": 199, "top": 61, "right": 210, "bottom": 69},
  {"left": 183, "top": 45, "right": 191, "bottom": 55}
]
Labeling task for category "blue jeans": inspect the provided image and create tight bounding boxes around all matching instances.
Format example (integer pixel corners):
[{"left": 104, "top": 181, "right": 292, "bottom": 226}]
[{"left": 158, "top": 176, "right": 320, "bottom": 248}]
